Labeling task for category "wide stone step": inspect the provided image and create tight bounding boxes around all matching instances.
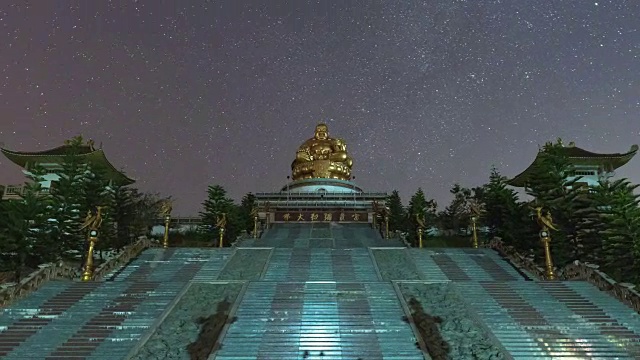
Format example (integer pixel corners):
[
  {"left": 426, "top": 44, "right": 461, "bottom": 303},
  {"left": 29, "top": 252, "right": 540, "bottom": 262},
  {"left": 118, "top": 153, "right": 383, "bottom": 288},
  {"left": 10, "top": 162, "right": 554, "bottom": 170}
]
[
  {"left": 0, "top": 282, "right": 104, "bottom": 359},
  {"left": 191, "top": 249, "right": 234, "bottom": 282},
  {"left": 409, "top": 248, "right": 524, "bottom": 282},
  {"left": 261, "top": 248, "right": 380, "bottom": 282},
  {"left": 3, "top": 281, "right": 186, "bottom": 360},
  {"left": 215, "top": 282, "right": 424, "bottom": 360},
  {"left": 456, "top": 281, "right": 640, "bottom": 359}
]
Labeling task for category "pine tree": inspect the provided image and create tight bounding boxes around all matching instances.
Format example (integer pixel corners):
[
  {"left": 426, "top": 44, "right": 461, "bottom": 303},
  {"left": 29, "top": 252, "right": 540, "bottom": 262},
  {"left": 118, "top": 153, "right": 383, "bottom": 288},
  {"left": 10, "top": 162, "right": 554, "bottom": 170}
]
[
  {"left": 407, "top": 188, "right": 437, "bottom": 246},
  {"left": 441, "top": 184, "right": 472, "bottom": 235},
  {"left": 112, "top": 185, "right": 138, "bottom": 247},
  {"left": 83, "top": 166, "right": 117, "bottom": 257},
  {"left": 0, "top": 164, "right": 55, "bottom": 279},
  {"left": 49, "top": 136, "right": 90, "bottom": 258},
  {"left": 386, "top": 190, "right": 406, "bottom": 233},
  {"left": 595, "top": 179, "right": 640, "bottom": 283},
  {"left": 482, "top": 167, "right": 534, "bottom": 251},
  {"left": 524, "top": 139, "right": 595, "bottom": 266},
  {"left": 238, "top": 192, "right": 256, "bottom": 233},
  {"left": 199, "top": 184, "right": 238, "bottom": 245}
]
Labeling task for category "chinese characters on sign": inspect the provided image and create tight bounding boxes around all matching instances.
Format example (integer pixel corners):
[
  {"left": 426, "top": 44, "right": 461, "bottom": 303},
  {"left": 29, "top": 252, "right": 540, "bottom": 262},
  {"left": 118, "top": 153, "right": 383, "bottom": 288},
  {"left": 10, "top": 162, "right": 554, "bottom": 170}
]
[{"left": 275, "top": 211, "right": 368, "bottom": 222}]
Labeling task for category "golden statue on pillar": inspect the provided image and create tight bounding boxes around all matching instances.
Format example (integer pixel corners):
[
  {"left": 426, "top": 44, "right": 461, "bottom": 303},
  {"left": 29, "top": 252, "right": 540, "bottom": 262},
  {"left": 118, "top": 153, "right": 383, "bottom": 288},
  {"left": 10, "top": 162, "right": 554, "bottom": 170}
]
[
  {"left": 415, "top": 214, "right": 426, "bottom": 248},
  {"left": 160, "top": 200, "right": 173, "bottom": 248},
  {"left": 291, "top": 123, "right": 353, "bottom": 180},
  {"left": 216, "top": 213, "right": 227, "bottom": 247},
  {"left": 251, "top": 207, "right": 259, "bottom": 239},
  {"left": 469, "top": 201, "right": 485, "bottom": 249},
  {"left": 80, "top": 206, "right": 104, "bottom": 281},
  {"left": 536, "top": 206, "right": 558, "bottom": 280},
  {"left": 383, "top": 206, "right": 390, "bottom": 239}
]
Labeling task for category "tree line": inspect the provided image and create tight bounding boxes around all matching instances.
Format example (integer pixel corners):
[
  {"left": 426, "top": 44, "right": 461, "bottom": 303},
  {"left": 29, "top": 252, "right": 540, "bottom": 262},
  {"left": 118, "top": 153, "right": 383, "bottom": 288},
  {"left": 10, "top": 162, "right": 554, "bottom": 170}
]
[
  {"left": 387, "top": 139, "right": 640, "bottom": 285},
  {"left": 0, "top": 136, "right": 170, "bottom": 280},
  {"left": 2, "top": 137, "right": 638, "bottom": 286}
]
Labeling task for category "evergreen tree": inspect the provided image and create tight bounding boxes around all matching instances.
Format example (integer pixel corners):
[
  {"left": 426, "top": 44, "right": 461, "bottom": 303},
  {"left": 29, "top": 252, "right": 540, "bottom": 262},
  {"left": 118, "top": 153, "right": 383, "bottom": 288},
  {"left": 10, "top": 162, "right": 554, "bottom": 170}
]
[
  {"left": 83, "top": 166, "right": 117, "bottom": 256},
  {"left": 524, "top": 139, "right": 592, "bottom": 266},
  {"left": 407, "top": 188, "right": 437, "bottom": 246},
  {"left": 594, "top": 179, "right": 640, "bottom": 283},
  {"left": 482, "top": 167, "right": 532, "bottom": 250},
  {"left": 49, "top": 136, "right": 90, "bottom": 258},
  {"left": 0, "top": 164, "right": 55, "bottom": 279},
  {"left": 199, "top": 184, "right": 238, "bottom": 245},
  {"left": 386, "top": 190, "right": 406, "bottom": 233},
  {"left": 238, "top": 192, "right": 256, "bottom": 233},
  {"left": 112, "top": 185, "right": 138, "bottom": 247},
  {"left": 440, "top": 183, "right": 472, "bottom": 235}
]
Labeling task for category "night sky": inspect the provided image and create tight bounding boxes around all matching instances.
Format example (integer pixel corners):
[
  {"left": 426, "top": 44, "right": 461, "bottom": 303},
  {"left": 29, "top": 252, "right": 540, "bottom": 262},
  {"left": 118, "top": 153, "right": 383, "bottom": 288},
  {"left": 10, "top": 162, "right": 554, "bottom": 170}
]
[{"left": 1, "top": 1, "right": 639, "bottom": 215}]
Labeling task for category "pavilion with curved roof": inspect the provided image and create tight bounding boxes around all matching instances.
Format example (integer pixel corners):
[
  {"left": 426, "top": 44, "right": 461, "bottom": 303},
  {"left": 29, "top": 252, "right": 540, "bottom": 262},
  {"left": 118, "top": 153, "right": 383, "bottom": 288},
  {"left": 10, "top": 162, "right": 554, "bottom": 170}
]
[
  {"left": 507, "top": 142, "right": 638, "bottom": 188},
  {"left": 1, "top": 140, "right": 134, "bottom": 198}
]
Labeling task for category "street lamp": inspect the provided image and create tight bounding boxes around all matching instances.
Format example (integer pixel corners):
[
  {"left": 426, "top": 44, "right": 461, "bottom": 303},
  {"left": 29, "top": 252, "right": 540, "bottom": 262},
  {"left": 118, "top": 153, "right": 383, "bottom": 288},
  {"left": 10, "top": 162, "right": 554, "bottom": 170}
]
[
  {"left": 471, "top": 216, "right": 479, "bottom": 248},
  {"left": 81, "top": 229, "right": 99, "bottom": 281},
  {"left": 163, "top": 214, "right": 171, "bottom": 248}
]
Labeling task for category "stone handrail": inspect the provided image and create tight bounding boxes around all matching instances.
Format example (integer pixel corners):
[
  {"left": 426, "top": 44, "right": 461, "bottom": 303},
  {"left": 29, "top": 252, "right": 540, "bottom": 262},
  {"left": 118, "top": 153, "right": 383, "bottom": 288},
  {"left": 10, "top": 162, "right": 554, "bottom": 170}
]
[
  {"left": 0, "top": 236, "right": 154, "bottom": 308},
  {"left": 558, "top": 260, "right": 640, "bottom": 313},
  {"left": 484, "top": 237, "right": 640, "bottom": 314},
  {"left": 483, "top": 238, "right": 547, "bottom": 280},
  {"left": 0, "top": 261, "right": 79, "bottom": 308},
  {"left": 92, "top": 237, "right": 152, "bottom": 280}
]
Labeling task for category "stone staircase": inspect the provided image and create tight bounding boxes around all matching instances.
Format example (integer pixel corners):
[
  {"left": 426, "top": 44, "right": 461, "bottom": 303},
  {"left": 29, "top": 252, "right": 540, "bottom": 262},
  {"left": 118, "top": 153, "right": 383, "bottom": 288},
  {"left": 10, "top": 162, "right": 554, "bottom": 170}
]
[
  {"left": 215, "top": 281, "right": 423, "bottom": 360},
  {"left": 0, "top": 248, "right": 225, "bottom": 360},
  {"left": 2, "top": 225, "right": 640, "bottom": 359},
  {"left": 456, "top": 281, "right": 640, "bottom": 359}
]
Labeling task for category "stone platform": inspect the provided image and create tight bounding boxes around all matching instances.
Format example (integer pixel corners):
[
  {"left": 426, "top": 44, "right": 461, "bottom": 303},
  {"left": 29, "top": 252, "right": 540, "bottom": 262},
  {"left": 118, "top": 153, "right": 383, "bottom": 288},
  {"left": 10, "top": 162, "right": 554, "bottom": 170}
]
[{"left": 1, "top": 223, "right": 639, "bottom": 359}]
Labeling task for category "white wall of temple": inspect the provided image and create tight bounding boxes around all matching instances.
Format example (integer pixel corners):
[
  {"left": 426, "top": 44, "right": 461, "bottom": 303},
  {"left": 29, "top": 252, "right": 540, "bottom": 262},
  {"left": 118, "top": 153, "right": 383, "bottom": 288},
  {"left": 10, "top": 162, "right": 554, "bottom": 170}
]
[
  {"left": 566, "top": 165, "right": 615, "bottom": 187},
  {"left": 150, "top": 224, "right": 199, "bottom": 236}
]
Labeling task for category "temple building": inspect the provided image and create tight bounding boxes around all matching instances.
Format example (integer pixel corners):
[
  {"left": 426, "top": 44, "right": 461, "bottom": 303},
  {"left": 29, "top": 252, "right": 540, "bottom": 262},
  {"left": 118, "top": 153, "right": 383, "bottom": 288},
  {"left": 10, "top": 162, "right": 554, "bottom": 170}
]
[
  {"left": 507, "top": 141, "right": 638, "bottom": 188},
  {"left": 255, "top": 123, "right": 387, "bottom": 226},
  {"left": 1, "top": 138, "right": 134, "bottom": 200}
]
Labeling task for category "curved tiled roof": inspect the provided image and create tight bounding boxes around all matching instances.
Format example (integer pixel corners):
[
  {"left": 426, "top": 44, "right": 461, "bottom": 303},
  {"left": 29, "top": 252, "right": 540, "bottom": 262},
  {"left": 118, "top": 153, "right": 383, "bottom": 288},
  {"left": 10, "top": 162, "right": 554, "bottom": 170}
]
[
  {"left": 1, "top": 145, "right": 135, "bottom": 185},
  {"left": 507, "top": 144, "right": 638, "bottom": 187}
]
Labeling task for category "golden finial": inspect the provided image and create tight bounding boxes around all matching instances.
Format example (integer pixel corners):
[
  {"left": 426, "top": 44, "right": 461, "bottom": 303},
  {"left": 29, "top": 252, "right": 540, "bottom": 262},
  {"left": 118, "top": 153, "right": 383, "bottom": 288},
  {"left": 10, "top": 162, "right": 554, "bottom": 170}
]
[
  {"left": 216, "top": 213, "right": 227, "bottom": 229},
  {"left": 536, "top": 206, "right": 558, "bottom": 231},
  {"left": 415, "top": 213, "right": 426, "bottom": 229},
  {"left": 80, "top": 206, "right": 104, "bottom": 232},
  {"left": 159, "top": 200, "right": 173, "bottom": 216},
  {"left": 469, "top": 200, "right": 485, "bottom": 218}
]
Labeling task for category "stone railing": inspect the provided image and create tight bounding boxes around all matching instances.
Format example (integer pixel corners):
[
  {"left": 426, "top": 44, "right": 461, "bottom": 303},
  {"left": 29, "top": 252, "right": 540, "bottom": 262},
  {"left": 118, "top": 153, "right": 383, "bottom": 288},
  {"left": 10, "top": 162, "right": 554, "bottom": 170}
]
[
  {"left": 0, "top": 261, "right": 80, "bottom": 308},
  {"left": 482, "top": 238, "right": 547, "bottom": 280},
  {"left": 0, "top": 236, "right": 154, "bottom": 308},
  {"left": 484, "top": 237, "right": 640, "bottom": 314},
  {"left": 92, "top": 237, "right": 152, "bottom": 280},
  {"left": 558, "top": 260, "right": 640, "bottom": 313}
]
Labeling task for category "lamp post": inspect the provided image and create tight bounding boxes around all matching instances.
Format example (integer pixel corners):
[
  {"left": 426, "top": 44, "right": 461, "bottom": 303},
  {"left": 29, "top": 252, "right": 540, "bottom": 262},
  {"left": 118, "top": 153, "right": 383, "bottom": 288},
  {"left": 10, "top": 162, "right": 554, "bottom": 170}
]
[
  {"left": 163, "top": 214, "right": 171, "bottom": 248},
  {"left": 418, "top": 227, "right": 424, "bottom": 248},
  {"left": 535, "top": 206, "right": 557, "bottom": 280},
  {"left": 81, "top": 229, "right": 98, "bottom": 281},
  {"left": 471, "top": 216, "right": 479, "bottom": 249},
  {"left": 384, "top": 213, "right": 389, "bottom": 239},
  {"left": 253, "top": 214, "right": 259, "bottom": 239},
  {"left": 540, "top": 229, "right": 555, "bottom": 280},
  {"left": 218, "top": 227, "right": 225, "bottom": 248}
]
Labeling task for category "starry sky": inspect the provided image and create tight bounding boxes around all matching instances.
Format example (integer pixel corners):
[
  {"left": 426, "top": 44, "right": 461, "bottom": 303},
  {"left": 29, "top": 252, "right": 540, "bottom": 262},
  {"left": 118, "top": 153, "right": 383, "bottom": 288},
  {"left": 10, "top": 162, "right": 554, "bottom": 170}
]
[{"left": 1, "top": 1, "right": 639, "bottom": 215}]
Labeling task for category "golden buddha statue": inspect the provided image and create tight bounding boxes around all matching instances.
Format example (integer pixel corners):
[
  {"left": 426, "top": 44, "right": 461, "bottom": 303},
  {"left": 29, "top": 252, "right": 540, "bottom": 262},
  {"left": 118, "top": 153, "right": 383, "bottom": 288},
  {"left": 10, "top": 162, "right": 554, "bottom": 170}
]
[{"left": 291, "top": 123, "right": 353, "bottom": 181}]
